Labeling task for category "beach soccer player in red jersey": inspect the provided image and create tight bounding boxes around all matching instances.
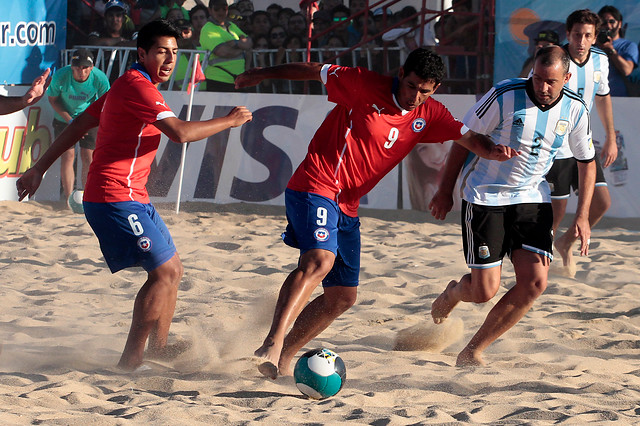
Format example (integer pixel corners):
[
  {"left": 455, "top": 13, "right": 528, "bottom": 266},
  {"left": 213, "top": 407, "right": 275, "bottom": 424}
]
[
  {"left": 235, "top": 48, "right": 520, "bottom": 379},
  {"left": 17, "top": 19, "right": 252, "bottom": 371}
]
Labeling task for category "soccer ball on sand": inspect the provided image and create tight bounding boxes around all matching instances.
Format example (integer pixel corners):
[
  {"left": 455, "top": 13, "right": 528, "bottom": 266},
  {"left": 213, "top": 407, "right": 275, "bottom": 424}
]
[
  {"left": 68, "top": 189, "right": 84, "bottom": 214},
  {"left": 293, "top": 348, "right": 346, "bottom": 399}
]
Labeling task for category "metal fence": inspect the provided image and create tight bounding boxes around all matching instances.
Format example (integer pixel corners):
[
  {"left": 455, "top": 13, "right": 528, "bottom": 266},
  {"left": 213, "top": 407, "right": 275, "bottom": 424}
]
[{"left": 63, "top": 45, "right": 476, "bottom": 95}]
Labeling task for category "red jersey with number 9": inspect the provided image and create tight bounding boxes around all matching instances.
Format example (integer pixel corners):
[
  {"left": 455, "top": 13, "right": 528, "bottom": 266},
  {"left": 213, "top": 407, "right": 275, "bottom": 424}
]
[{"left": 287, "top": 64, "right": 465, "bottom": 217}]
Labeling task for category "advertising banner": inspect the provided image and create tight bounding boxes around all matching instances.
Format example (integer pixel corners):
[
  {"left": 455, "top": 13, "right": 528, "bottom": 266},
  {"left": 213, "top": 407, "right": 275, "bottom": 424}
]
[{"left": 0, "top": 0, "right": 66, "bottom": 85}]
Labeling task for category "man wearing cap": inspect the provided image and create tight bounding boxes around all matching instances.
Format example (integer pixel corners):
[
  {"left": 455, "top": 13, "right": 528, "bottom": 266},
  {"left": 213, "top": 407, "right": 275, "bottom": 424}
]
[
  {"left": 88, "top": 0, "right": 137, "bottom": 47},
  {"left": 47, "top": 49, "right": 110, "bottom": 206},
  {"left": 519, "top": 30, "right": 559, "bottom": 77}
]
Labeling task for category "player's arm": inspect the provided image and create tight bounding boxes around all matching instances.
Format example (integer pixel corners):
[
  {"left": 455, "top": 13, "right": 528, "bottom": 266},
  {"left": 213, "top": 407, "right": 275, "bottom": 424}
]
[
  {"left": 572, "top": 159, "right": 596, "bottom": 256},
  {"left": 235, "top": 62, "right": 324, "bottom": 88},
  {"left": 154, "top": 106, "right": 252, "bottom": 143},
  {"left": 428, "top": 142, "right": 469, "bottom": 220},
  {"left": 454, "top": 129, "right": 519, "bottom": 161},
  {"left": 48, "top": 95, "right": 73, "bottom": 123},
  {"left": 594, "top": 94, "right": 617, "bottom": 168},
  {"left": 17, "top": 111, "right": 99, "bottom": 200},
  {"left": 0, "top": 69, "right": 51, "bottom": 115}
]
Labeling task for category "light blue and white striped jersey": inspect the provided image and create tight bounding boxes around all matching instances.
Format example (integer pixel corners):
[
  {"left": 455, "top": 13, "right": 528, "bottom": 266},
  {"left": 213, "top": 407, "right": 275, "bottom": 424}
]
[
  {"left": 529, "top": 46, "right": 609, "bottom": 159},
  {"left": 460, "top": 78, "right": 595, "bottom": 206}
]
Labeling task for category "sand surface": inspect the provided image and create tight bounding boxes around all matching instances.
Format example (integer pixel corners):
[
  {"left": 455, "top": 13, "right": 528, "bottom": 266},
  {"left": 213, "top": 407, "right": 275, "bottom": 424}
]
[{"left": 1, "top": 200, "right": 639, "bottom": 424}]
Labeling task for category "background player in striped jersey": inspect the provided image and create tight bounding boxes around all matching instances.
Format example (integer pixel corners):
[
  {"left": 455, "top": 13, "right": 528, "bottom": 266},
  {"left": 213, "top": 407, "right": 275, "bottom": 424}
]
[
  {"left": 235, "top": 48, "right": 519, "bottom": 379},
  {"left": 17, "top": 20, "right": 252, "bottom": 371},
  {"left": 550, "top": 9, "right": 616, "bottom": 273},
  {"left": 429, "top": 46, "right": 596, "bottom": 367}
]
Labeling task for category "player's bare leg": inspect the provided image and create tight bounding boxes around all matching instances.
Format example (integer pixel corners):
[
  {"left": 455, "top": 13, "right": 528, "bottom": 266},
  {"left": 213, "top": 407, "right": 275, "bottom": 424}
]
[
  {"left": 555, "top": 186, "right": 610, "bottom": 270},
  {"left": 431, "top": 279, "right": 462, "bottom": 324},
  {"left": 118, "top": 254, "right": 183, "bottom": 371},
  {"left": 60, "top": 147, "right": 75, "bottom": 203},
  {"left": 456, "top": 250, "right": 548, "bottom": 367},
  {"left": 255, "top": 249, "right": 335, "bottom": 379},
  {"left": 80, "top": 147, "right": 94, "bottom": 189},
  {"left": 276, "top": 286, "right": 357, "bottom": 376}
]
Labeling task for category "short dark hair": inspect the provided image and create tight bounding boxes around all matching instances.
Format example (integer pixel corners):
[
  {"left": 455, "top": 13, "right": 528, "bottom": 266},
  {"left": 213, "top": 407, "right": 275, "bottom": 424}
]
[
  {"left": 189, "top": 4, "right": 209, "bottom": 20},
  {"left": 251, "top": 10, "right": 269, "bottom": 22},
  {"left": 566, "top": 9, "right": 601, "bottom": 33},
  {"left": 534, "top": 45, "right": 570, "bottom": 74},
  {"left": 402, "top": 48, "right": 445, "bottom": 85},
  {"left": 137, "top": 19, "right": 181, "bottom": 52},
  {"left": 598, "top": 5, "right": 623, "bottom": 22}
]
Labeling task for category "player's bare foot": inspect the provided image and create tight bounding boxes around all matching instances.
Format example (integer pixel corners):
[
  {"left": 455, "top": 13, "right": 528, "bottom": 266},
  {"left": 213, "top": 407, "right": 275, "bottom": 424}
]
[
  {"left": 145, "top": 340, "right": 192, "bottom": 361},
  {"left": 431, "top": 280, "right": 459, "bottom": 324},
  {"left": 117, "top": 354, "right": 144, "bottom": 371},
  {"left": 456, "top": 347, "right": 485, "bottom": 367},
  {"left": 254, "top": 338, "right": 282, "bottom": 380},
  {"left": 554, "top": 234, "right": 576, "bottom": 278}
]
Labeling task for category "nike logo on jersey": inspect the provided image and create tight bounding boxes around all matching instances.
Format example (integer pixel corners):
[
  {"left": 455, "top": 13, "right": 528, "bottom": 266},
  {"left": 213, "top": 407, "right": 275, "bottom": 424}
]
[{"left": 372, "top": 104, "right": 384, "bottom": 116}]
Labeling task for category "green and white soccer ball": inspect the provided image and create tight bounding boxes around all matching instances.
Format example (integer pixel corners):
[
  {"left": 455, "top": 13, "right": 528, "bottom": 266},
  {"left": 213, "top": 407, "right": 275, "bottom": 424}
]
[
  {"left": 294, "top": 348, "right": 346, "bottom": 399},
  {"left": 68, "top": 189, "right": 84, "bottom": 214}
]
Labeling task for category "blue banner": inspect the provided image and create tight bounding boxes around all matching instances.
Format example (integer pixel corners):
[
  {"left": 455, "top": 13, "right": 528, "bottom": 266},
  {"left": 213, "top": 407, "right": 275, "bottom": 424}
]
[
  {"left": 0, "top": 0, "right": 67, "bottom": 85},
  {"left": 494, "top": 0, "right": 640, "bottom": 84}
]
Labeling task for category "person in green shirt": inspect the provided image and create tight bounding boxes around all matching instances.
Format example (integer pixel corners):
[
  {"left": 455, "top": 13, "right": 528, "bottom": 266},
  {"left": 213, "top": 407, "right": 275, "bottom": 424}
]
[
  {"left": 199, "top": 0, "right": 252, "bottom": 92},
  {"left": 47, "top": 49, "right": 110, "bottom": 204}
]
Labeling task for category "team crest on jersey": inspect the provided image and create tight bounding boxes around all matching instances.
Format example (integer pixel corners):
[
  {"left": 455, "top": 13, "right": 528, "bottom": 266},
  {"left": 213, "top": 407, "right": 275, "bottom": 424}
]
[
  {"left": 411, "top": 118, "right": 426, "bottom": 132},
  {"left": 478, "top": 245, "right": 490, "bottom": 259},
  {"left": 593, "top": 71, "right": 602, "bottom": 83},
  {"left": 314, "top": 228, "right": 330, "bottom": 242},
  {"left": 554, "top": 120, "right": 569, "bottom": 136},
  {"left": 137, "top": 236, "right": 152, "bottom": 252}
]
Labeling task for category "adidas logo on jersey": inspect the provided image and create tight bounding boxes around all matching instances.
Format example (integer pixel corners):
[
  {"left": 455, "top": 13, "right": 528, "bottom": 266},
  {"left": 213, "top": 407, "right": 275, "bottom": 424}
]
[{"left": 513, "top": 117, "right": 524, "bottom": 126}]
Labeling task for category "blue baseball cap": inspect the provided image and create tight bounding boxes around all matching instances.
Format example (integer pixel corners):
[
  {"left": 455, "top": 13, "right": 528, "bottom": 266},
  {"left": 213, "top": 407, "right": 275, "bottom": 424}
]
[{"left": 105, "top": 0, "right": 126, "bottom": 13}]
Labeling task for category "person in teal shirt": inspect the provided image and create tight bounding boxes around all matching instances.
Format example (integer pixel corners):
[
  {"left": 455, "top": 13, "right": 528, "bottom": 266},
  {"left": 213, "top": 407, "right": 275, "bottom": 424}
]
[{"left": 47, "top": 49, "right": 110, "bottom": 205}]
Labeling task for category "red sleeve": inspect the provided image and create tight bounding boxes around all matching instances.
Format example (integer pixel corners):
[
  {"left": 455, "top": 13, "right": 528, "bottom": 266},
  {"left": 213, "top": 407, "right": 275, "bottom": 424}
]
[
  {"left": 324, "top": 65, "right": 368, "bottom": 109},
  {"left": 421, "top": 100, "right": 465, "bottom": 143},
  {"left": 85, "top": 92, "right": 107, "bottom": 119}
]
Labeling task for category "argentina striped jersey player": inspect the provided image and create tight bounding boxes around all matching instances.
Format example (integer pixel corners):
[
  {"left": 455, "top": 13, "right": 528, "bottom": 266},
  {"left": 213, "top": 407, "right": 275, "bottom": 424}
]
[{"left": 459, "top": 78, "right": 595, "bottom": 206}]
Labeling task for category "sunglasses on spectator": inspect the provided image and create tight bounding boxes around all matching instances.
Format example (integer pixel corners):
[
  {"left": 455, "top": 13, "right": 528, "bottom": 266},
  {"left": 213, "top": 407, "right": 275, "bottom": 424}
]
[
  {"left": 605, "top": 19, "right": 617, "bottom": 24},
  {"left": 271, "top": 32, "right": 286, "bottom": 38},
  {"left": 333, "top": 16, "right": 347, "bottom": 22}
]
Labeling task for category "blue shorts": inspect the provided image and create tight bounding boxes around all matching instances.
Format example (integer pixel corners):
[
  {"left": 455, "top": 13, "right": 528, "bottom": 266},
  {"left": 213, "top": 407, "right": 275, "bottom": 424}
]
[
  {"left": 83, "top": 201, "right": 177, "bottom": 273},
  {"left": 282, "top": 189, "right": 361, "bottom": 287}
]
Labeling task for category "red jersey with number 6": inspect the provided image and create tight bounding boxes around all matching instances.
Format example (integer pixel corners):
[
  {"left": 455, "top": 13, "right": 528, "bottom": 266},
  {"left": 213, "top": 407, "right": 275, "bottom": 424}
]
[
  {"left": 287, "top": 64, "right": 465, "bottom": 217},
  {"left": 83, "top": 67, "right": 176, "bottom": 203}
]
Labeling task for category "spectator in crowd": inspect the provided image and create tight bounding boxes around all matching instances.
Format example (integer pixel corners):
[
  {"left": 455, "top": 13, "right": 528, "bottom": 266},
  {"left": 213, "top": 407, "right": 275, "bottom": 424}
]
[
  {"left": 330, "top": 5, "right": 356, "bottom": 47},
  {"left": 597, "top": 5, "right": 639, "bottom": 96},
  {"left": 320, "top": 0, "right": 342, "bottom": 13},
  {"left": 236, "top": 0, "right": 255, "bottom": 20},
  {"left": 47, "top": 49, "right": 110, "bottom": 205},
  {"left": 228, "top": 4, "right": 252, "bottom": 35},
  {"left": 249, "top": 34, "right": 274, "bottom": 92},
  {"left": 200, "top": 0, "right": 252, "bottom": 92},
  {"left": 278, "top": 8, "right": 296, "bottom": 31},
  {"left": 269, "top": 25, "right": 288, "bottom": 49},
  {"left": 251, "top": 11, "right": 272, "bottom": 38},
  {"left": 88, "top": 0, "right": 137, "bottom": 47},
  {"left": 382, "top": 6, "right": 436, "bottom": 53},
  {"left": 518, "top": 30, "right": 559, "bottom": 77},
  {"left": 288, "top": 13, "right": 308, "bottom": 41},
  {"left": 266, "top": 3, "right": 283, "bottom": 27},
  {"left": 349, "top": 0, "right": 367, "bottom": 16},
  {"left": 189, "top": 4, "right": 210, "bottom": 45},
  {"left": 165, "top": 7, "right": 184, "bottom": 23},
  {"left": 158, "top": 0, "right": 190, "bottom": 20},
  {"left": 373, "top": 7, "right": 392, "bottom": 43},
  {"left": 311, "top": 10, "right": 332, "bottom": 47}
]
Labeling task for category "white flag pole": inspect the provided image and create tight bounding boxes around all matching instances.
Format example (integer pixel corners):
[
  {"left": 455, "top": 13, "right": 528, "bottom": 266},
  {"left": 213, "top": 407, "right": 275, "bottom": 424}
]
[{"left": 175, "top": 53, "right": 200, "bottom": 214}]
